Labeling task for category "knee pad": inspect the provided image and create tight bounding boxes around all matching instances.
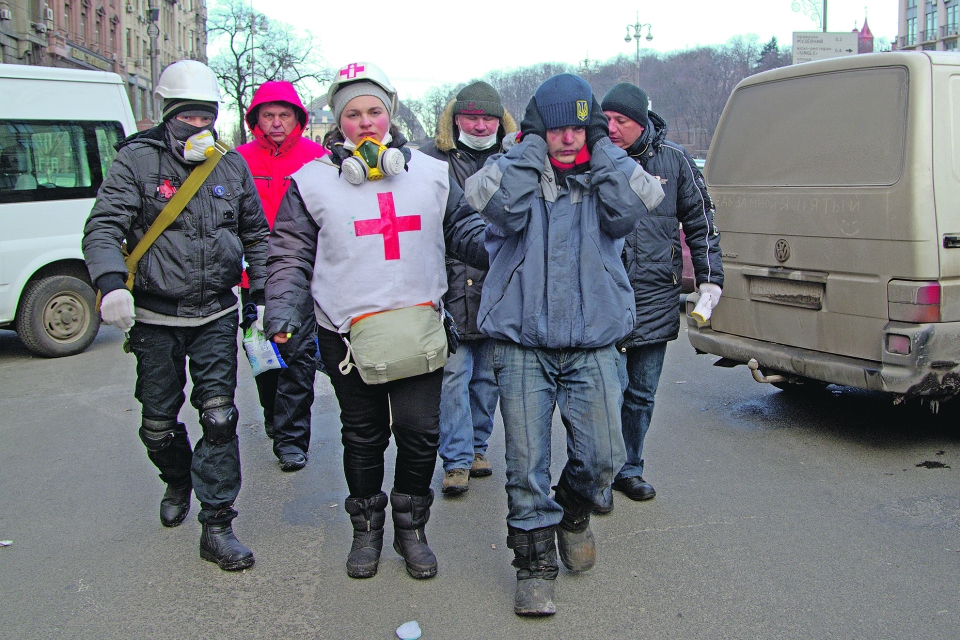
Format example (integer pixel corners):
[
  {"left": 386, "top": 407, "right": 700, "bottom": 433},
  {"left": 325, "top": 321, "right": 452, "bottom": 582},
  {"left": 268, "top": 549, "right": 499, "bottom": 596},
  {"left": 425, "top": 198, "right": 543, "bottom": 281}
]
[
  {"left": 199, "top": 396, "right": 238, "bottom": 446},
  {"left": 139, "top": 418, "right": 181, "bottom": 452}
]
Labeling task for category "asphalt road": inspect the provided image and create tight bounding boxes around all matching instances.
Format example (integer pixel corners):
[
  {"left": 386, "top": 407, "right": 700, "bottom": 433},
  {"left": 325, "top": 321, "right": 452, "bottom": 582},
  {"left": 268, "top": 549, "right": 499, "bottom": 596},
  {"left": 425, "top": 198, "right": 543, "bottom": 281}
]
[{"left": 1, "top": 323, "right": 957, "bottom": 640}]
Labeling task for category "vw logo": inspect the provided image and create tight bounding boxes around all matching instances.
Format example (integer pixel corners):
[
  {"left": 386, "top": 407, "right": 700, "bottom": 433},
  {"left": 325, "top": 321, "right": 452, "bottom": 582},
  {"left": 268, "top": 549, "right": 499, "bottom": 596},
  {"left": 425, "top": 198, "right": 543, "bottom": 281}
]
[{"left": 774, "top": 239, "right": 790, "bottom": 263}]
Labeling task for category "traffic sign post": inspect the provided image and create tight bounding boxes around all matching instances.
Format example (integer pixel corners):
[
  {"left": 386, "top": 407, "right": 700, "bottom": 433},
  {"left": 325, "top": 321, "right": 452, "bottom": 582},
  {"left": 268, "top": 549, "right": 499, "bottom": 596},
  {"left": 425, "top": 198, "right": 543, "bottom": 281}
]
[{"left": 792, "top": 32, "right": 858, "bottom": 65}]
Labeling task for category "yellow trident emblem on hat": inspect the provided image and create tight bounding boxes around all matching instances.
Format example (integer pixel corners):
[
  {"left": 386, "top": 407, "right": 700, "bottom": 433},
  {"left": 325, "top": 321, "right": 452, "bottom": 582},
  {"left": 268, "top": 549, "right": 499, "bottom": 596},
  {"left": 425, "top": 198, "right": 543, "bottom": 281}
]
[{"left": 576, "top": 100, "right": 589, "bottom": 122}]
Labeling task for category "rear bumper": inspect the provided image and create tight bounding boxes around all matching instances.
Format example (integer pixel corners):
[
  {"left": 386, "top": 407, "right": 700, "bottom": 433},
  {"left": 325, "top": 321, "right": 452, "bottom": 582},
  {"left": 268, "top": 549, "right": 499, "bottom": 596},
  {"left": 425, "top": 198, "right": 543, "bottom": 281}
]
[{"left": 685, "top": 297, "right": 960, "bottom": 398}]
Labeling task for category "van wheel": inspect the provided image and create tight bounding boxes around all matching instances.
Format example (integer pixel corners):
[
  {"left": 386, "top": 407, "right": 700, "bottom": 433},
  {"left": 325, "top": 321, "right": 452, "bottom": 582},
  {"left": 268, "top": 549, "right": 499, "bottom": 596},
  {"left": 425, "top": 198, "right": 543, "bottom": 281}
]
[
  {"left": 771, "top": 377, "right": 829, "bottom": 393},
  {"left": 15, "top": 275, "right": 101, "bottom": 357}
]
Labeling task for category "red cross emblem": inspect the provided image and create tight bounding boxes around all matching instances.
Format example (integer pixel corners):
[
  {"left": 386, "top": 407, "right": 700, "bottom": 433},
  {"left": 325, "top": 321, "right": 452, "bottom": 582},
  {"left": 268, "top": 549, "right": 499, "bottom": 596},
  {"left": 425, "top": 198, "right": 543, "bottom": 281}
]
[
  {"left": 354, "top": 193, "right": 421, "bottom": 260},
  {"left": 340, "top": 63, "right": 365, "bottom": 80}
]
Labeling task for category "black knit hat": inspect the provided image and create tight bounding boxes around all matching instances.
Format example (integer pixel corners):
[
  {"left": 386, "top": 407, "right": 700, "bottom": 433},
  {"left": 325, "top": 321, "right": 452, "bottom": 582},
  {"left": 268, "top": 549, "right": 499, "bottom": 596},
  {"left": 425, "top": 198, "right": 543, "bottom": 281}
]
[
  {"left": 601, "top": 83, "right": 649, "bottom": 130},
  {"left": 162, "top": 98, "right": 218, "bottom": 122},
  {"left": 453, "top": 81, "right": 504, "bottom": 118},
  {"left": 533, "top": 74, "right": 592, "bottom": 130}
]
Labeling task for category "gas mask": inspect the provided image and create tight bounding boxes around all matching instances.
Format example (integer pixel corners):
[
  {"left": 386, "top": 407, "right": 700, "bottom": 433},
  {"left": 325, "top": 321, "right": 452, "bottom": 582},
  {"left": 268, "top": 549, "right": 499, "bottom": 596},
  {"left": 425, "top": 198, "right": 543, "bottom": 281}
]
[
  {"left": 183, "top": 130, "right": 216, "bottom": 163},
  {"left": 341, "top": 137, "right": 405, "bottom": 185}
]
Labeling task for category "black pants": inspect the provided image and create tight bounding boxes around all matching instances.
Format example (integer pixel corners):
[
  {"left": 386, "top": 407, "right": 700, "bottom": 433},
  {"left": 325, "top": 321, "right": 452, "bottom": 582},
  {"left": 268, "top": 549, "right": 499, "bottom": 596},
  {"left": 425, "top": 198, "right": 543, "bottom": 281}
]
[
  {"left": 317, "top": 326, "right": 442, "bottom": 500},
  {"left": 242, "top": 289, "right": 317, "bottom": 458},
  {"left": 129, "top": 314, "right": 240, "bottom": 525}
]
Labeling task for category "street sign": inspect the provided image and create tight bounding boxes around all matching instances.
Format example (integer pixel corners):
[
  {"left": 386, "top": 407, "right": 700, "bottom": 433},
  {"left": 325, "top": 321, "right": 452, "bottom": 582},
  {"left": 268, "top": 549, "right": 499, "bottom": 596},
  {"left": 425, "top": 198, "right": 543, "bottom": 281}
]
[
  {"left": 792, "top": 32, "right": 858, "bottom": 65},
  {"left": 146, "top": 23, "right": 159, "bottom": 38}
]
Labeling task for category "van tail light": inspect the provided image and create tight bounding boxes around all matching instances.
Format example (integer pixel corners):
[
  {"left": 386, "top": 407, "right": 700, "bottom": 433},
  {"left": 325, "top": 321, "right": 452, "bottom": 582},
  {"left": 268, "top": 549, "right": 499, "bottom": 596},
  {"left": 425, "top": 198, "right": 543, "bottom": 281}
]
[
  {"left": 885, "top": 333, "right": 912, "bottom": 355},
  {"left": 888, "top": 280, "right": 941, "bottom": 323}
]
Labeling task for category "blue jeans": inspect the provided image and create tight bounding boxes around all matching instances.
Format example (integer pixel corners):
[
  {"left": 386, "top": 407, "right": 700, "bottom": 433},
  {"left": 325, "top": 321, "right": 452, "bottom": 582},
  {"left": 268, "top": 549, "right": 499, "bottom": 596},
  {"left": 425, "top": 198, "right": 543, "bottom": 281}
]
[
  {"left": 438, "top": 338, "right": 498, "bottom": 471},
  {"left": 493, "top": 340, "right": 626, "bottom": 530},
  {"left": 617, "top": 341, "right": 667, "bottom": 480}
]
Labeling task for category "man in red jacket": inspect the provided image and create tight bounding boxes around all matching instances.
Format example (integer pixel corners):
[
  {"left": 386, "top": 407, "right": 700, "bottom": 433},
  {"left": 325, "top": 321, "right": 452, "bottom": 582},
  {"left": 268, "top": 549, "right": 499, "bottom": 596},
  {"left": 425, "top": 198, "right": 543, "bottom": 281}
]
[{"left": 237, "top": 81, "right": 327, "bottom": 471}]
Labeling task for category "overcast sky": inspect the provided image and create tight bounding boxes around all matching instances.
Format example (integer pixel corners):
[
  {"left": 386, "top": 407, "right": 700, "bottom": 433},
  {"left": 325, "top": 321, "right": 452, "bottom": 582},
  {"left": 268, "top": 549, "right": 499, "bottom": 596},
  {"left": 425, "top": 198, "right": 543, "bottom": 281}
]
[{"left": 246, "top": 0, "right": 899, "bottom": 101}]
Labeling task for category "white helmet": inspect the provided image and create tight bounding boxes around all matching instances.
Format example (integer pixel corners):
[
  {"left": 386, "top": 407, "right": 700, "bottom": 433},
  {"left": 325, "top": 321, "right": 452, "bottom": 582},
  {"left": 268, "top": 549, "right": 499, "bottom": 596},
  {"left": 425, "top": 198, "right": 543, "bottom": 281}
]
[
  {"left": 326, "top": 62, "right": 397, "bottom": 113},
  {"left": 154, "top": 60, "right": 221, "bottom": 103}
]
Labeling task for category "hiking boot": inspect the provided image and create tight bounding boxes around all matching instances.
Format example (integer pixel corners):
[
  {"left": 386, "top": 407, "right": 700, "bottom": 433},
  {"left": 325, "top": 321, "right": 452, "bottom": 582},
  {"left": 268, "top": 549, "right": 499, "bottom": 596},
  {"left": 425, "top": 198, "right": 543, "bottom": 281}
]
[
  {"left": 470, "top": 452, "right": 492, "bottom": 477},
  {"left": 391, "top": 489, "right": 437, "bottom": 579},
  {"left": 199, "top": 523, "right": 255, "bottom": 571},
  {"left": 441, "top": 468, "right": 469, "bottom": 495},
  {"left": 507, "top": 526, "right": 558, "bottom": 616},
  {"left": 344, "top": 492, "right": 388, "bottom": 578},
  {"left": 159, "top": 480, "right": 192, "bottom": 527},
  {"left": 553, "top": 478, "right": 596, "bottom": 572}
]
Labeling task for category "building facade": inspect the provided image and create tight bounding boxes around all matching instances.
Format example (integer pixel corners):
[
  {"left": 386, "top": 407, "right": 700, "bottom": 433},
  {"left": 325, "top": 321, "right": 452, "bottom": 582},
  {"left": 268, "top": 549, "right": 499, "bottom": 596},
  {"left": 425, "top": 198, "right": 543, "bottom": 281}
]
[
  {"left": 896, "top": 0, "right": 960, "bottom": 51},
  {"left": 0, "top": 0, "right": 207, "bottom": 122}
]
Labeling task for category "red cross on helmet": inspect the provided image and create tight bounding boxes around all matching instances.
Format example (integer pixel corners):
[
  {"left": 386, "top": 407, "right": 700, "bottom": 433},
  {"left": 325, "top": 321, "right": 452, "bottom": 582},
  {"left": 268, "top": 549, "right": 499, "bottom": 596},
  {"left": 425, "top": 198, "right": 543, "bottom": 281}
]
[{"left": 326, "top": 61, "right": 398, "bottom": 112}]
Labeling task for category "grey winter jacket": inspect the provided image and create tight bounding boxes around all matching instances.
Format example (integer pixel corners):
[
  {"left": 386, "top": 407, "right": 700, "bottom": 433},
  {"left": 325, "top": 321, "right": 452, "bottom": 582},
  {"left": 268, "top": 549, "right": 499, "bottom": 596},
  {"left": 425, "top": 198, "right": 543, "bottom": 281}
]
[
  {"left": 83, "top": 124, "right": 269, "bottom": 318},
  {"left": 619, "top": 111, "right": 724, "bottom": 349},
  {"left": 464, "top": 135, "right": 665, "bottom": 349}
]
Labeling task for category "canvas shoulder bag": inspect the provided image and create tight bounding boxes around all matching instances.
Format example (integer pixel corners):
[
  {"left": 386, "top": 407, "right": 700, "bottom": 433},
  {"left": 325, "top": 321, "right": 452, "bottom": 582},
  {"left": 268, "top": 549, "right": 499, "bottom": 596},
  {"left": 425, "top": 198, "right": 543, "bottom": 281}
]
[{"left": 338, "top": 304, "right": 448, "bottom": 385}]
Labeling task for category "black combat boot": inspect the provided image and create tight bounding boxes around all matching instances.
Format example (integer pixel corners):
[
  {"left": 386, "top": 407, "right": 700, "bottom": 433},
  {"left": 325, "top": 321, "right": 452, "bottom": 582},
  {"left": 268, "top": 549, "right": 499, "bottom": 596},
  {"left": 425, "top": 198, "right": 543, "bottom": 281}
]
[
  {"left": 390, "top": 489, "right": 437, "bottom": 579},
  {"left": 344, "top": 491, "right": 388, "bottom": 578},
  {"left": 159, "top": 479, "right": 192, "bottom": 527},
  {"left": 507, "top": 526, "right": 559, "bottom": 616},
  {"left": 553, "top": 477, "right": 596, "bottom": 572},
  {"left": 199, "top": 523, "right": 255, "bottom": 571}
]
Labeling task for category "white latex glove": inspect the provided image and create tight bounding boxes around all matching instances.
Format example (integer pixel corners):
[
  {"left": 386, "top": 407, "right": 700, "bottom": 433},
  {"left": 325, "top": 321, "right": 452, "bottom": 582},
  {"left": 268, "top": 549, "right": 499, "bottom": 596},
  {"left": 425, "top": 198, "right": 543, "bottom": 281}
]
[
  {"left": 255, "top": 305, "right": 265, "bottom": 333},
  {"left": 100, "top": 289, "right": 136, "bottom": 332},
  {"left": 698, "top": 283, "right": 722, "bottom": 309}
]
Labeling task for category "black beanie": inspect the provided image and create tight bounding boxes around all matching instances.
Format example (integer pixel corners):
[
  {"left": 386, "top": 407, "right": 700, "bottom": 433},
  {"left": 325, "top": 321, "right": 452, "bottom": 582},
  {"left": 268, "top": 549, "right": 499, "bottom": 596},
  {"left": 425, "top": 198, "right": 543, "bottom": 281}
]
[
  {"left": 162, "top": 98, "right": 219, "bottom": 122},
  {"left": 453, "top": 81, "right": 504, "bottom": 118},
  {"left": 601, "top": 83, "right": 649, "bottom": 130},
  {"left": 533, "top": 74, "right": 592, "bottom": 130}
]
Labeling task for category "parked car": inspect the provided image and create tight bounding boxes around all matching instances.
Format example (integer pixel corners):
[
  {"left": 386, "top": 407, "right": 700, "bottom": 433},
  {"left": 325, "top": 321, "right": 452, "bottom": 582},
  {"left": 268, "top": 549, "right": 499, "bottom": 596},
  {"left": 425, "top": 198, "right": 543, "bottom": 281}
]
[
  {"left": 0, "top": 64, "right": 137, "bottom": 356},
  {"left": 687, "top": 51, "right": 960, "bottom": 402}
]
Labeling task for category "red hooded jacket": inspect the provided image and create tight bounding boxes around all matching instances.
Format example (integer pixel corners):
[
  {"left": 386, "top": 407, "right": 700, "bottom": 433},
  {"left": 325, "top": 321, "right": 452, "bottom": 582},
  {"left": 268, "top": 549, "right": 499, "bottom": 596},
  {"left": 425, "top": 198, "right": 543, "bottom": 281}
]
[{"left": 237, "top": 81, "right": 327, "bottom": 287}]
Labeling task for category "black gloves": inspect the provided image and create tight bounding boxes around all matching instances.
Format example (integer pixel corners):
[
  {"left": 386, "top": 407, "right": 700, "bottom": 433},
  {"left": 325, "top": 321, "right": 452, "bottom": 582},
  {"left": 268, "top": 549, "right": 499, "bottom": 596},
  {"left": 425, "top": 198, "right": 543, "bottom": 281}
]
[
  {"left": 586, "top": 97, "right": 609, "bottom": 151},
  {"left": 519, "top": 96, "right": 546, "bottom": 141}
]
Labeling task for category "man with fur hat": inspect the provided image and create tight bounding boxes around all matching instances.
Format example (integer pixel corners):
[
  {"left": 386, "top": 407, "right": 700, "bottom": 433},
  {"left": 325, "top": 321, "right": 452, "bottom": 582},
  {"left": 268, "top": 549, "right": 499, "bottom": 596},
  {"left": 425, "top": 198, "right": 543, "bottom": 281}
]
[
  {"left": 598, "top": 83, "right": 723, "bottom": 510},
  {"left": 419, "top": 81, "right": 517, "bottom": 496},
  {"left": 83, "top": 60, "right": 268, "bottom": 571},
  {"left": 237, "top": 81, "right": 327, "bottom": 472},
  {"left": 464, "top": 73, "right": 664, "bottom": 616}
]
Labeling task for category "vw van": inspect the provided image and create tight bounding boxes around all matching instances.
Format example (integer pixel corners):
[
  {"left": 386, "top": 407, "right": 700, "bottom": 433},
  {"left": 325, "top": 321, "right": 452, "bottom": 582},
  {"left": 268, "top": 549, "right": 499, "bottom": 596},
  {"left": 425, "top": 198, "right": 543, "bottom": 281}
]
[
  {"left": 0, "top": 64, "right": 136, "bottom": 356},
  {"left": 687, "top": 52, "right": 960, "bottom": 403}
]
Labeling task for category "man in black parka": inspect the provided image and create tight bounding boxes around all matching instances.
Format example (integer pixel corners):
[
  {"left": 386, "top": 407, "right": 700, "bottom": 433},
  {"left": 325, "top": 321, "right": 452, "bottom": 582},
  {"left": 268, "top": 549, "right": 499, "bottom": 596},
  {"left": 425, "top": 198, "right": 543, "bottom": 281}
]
[
  {"left": 599, "top": 83, "right": 724, "bottom": 509},
  {"left": 419, "top": 82, "right": 517, "bottom": 496}
]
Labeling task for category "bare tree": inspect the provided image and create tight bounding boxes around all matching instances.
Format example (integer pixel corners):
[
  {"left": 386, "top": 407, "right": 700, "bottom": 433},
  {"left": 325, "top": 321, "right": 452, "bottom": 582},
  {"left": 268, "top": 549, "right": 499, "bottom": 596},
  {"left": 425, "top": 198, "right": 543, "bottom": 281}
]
[{"left": 207, "top": 0, "right": 329, "bottom": 145}]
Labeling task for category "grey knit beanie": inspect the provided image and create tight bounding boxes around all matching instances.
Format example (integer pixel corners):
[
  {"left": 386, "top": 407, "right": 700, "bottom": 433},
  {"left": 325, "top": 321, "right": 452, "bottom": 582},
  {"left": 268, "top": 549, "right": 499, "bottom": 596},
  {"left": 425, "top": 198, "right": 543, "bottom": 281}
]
[
  {"left": 601, "top": 83, "right": 649, "bottom": 130},
  {"left": 453, "top": 81, "right": 504, "bottom": 118},
  {"left": 331, "top": 81, "right": 392, "bottom": 124}
]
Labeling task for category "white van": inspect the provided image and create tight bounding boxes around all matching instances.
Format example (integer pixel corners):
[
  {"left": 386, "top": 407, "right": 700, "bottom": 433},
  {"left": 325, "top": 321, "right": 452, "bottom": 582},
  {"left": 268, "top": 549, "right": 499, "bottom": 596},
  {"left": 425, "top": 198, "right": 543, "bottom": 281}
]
[
  {"left": 687, "top": 52, "right": 960, "bottom": 404},
  {"left": 0, "top": 64, "right": 137, "bottom": 356}
]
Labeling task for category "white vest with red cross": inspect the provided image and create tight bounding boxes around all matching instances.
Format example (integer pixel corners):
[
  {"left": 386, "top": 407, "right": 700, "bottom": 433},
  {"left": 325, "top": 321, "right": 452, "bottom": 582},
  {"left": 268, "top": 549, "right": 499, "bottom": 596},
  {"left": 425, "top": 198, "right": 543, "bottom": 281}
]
[{"left": 292, "top": 150, "right": 450, "bottom": 333}]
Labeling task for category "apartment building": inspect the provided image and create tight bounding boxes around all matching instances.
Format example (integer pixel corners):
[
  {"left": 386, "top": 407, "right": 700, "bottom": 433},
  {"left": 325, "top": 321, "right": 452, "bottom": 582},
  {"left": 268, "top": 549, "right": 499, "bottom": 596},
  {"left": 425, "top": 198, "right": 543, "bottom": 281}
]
[
  {"left": 0, "top": 0, "right": 207, "bottom": 122},
  {"left": 896, "top": 0, "right": 960, "bottom": 51}
]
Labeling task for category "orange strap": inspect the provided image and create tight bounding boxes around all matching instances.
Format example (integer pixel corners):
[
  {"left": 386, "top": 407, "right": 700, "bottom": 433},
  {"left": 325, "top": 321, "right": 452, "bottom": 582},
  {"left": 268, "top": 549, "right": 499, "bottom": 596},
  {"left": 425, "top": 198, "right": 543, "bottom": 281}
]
[{"left": 351, "top": 302, "right": 434, "bottom": 326}]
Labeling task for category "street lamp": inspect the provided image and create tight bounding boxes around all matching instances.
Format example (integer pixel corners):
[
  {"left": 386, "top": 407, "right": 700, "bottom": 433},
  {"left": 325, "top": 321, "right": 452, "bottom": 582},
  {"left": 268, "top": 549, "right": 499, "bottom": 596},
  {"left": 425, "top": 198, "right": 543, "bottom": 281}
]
[
  {"left": 792, "top": 0, "right": 828, "bottom": 32},
  {"left": 624, "top": 12, "right": 653, "bottom": 86},
  {"left": 578, "top": 52, "right": 600, "bottom": 78}
]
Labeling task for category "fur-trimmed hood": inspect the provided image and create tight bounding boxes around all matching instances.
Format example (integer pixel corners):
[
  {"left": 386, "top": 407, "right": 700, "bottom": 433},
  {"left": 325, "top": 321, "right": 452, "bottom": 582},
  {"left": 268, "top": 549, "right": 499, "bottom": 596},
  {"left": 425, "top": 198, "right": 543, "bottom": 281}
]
[{"left": 432, "top": 98, "right": 518, "bottom": 152}]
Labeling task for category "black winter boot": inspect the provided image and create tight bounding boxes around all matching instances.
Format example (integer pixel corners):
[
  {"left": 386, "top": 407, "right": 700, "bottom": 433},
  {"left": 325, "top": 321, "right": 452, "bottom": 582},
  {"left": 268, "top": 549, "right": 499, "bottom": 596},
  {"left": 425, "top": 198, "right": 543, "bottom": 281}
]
[
  {"left": 344, "top": 491, "right": 388, "bottom": 578},
  {"left": 390, "top": 489, "right": 438, "bottom": 579},
  {"left": 553, "top": 478, "right": 596, "bottom": 572},
  {"left": 199, "top": 523, "right": 255, "bottom": 571},
  {"left": 507, "top": 526, "right": 559, "bottom": 616},
  {"left": 159, "top": 479, "right": 192, "bottom": 527}
]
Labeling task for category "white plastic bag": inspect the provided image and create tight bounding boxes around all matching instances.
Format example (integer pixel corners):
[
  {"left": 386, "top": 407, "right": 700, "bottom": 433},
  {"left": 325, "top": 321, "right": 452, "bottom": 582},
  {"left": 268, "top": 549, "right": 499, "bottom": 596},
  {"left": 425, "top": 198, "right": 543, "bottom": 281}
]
[{"left": 242, "top": 327, "right": 287, "bottom": 377}]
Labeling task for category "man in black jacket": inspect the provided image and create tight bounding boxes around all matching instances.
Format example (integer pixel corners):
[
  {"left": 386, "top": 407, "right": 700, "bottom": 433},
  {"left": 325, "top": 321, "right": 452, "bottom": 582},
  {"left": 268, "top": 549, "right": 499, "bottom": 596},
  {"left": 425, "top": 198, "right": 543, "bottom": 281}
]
[
  {"left": 599, "top": 83, "right": 724, "bottom": 509},
  {"left": 419, "top": 82, "right": 517, "bottom": 495},
  {"left": 82, "top": 61, "right": 269, "bottom": 571}
]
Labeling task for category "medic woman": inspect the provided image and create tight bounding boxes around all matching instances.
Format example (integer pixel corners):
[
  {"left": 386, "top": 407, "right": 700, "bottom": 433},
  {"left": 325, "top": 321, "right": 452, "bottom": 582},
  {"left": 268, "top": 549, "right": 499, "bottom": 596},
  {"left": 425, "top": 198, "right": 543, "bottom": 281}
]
[{"left": 262, "top": 62, "right": 487, "bottom": 580}]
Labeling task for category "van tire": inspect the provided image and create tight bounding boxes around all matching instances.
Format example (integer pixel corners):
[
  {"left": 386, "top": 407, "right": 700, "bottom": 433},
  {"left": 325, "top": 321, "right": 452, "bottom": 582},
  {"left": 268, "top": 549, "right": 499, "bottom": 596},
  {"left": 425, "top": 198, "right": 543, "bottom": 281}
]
[{"left": 15, "top": 275, "right": 101, "bottom": 357}]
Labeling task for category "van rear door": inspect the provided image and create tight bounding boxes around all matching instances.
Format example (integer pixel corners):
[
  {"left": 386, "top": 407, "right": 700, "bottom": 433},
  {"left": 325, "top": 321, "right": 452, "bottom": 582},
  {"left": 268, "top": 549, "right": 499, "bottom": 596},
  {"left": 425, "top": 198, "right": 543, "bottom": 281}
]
[{"left": 705, "top": 55, "right": 939, "bottom": 365}]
